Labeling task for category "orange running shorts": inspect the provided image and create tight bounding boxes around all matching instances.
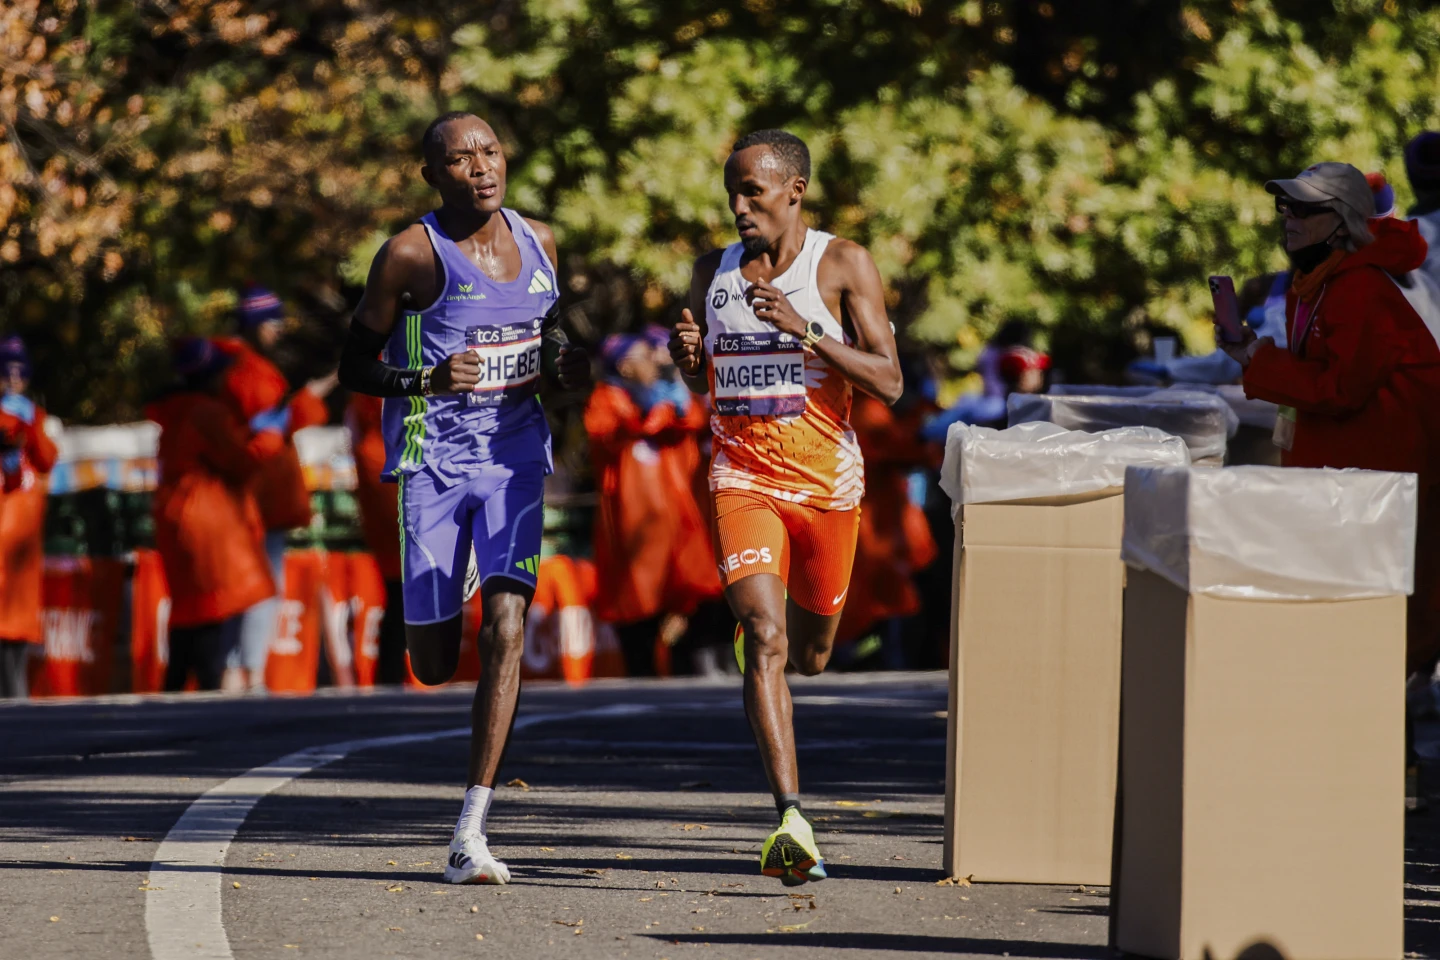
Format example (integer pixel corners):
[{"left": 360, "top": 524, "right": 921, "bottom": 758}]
[{"left": 712, "top": 488, "right": 860, "bottom": 617}]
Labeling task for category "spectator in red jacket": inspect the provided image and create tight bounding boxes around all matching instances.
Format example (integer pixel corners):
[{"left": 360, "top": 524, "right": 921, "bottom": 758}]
[
  {"left": 1227, "top": 162, "right": 1440, "bottom": 674},
  {"left": 0, "top": 338, "right": 58, "bottom": 699},
  {"left": 584, "top": 331, "right": 718, "bottom": 676},
  {"left": 149, "top": 338, "right": 284, "bottom": 691},
  {"left": 215, "top": 286, "right": 335, "bottom": 691}
]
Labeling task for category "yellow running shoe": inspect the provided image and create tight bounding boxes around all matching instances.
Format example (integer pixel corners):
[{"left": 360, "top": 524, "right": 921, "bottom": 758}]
[
  {"left": 734, "top": 622, "right": 745, "bottom": 673},
  {"left": 761, "top": 806, "right": 827, "bottom": 886}
]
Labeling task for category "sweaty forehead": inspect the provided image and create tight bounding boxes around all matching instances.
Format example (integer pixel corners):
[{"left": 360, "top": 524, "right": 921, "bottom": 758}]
[
  {"left": 725, "top": 146, "right": 790, "bottom": 186},
  {"left": 435, "top": 119, "right": 499, "bottom": 158}
]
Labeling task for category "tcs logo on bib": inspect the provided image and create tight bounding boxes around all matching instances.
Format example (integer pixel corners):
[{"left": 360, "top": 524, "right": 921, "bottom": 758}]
[{"left": 721, "top": 546, "right": 773, "bottom": 575}]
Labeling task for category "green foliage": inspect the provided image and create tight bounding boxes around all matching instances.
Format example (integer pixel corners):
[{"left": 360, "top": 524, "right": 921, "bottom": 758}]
[{"left": 5, "top": 0, "right": 1440, "bottom": 419}]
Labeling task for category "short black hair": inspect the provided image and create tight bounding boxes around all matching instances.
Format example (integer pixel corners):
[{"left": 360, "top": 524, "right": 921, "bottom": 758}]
[
  {"left": 731, "top": 129, "right": 810, "bottom": 181},
  {"left": 421, "top": 111, "right": 483, "bottom": 162}
]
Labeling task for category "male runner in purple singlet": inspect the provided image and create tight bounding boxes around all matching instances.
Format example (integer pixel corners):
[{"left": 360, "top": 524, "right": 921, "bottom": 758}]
[{"left": 339, "top": 112, "right": 588, "bottom": 884}]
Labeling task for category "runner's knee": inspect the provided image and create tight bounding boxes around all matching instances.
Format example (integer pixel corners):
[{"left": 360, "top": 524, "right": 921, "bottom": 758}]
[
  {"left": 742, "top": 614, "right": 788, "bottom": 667},
  {"left": 792, "top": 645, "right": 831, "bottom": 677},
  {"left": 406, "top": 620, "right": 460, "bottom": 686},
  {"left": 480, "top": 592, "right": 527, "bottom": 665}
]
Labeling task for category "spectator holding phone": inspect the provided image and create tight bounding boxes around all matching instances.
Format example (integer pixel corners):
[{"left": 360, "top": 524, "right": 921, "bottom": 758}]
[{"left": 1221, "top": 162, "right": 1440, "bottom": 675}]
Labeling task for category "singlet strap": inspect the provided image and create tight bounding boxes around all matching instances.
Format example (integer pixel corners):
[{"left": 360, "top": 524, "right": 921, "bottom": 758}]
[
  {"left": 416, "top": 215, "right": 449, "bottom": 315},
  {"left": 806, "top": 232, "right": 832, "bottom": 299},
  {"left": 504, "top": 209, "right": 555, "bottom": 275}
]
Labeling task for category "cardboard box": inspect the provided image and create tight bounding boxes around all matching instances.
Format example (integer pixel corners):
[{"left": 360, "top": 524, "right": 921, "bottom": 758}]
[
  {"left": 1114, "top": 466, "right": 1414, "bottom": 959},
  {"left": 943, "top": 491, "right": 1126, "bottom": 884},
  {"left": 1114, "top": 569, "right": 1404, "bottom": 960}
]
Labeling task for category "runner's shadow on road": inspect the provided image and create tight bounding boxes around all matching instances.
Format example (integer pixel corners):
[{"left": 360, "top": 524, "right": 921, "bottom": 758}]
[{"left": 648, "top": 931, "right": 1108, "bottom": 957}]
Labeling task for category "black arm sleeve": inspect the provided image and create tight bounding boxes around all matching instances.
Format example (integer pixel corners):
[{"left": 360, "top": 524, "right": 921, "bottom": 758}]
[
  {"left": 540, "top": 302, "right": 569, "bottom": 378},
  {"left": 338, "top": 319, "right": 424, "bottom": 397}
]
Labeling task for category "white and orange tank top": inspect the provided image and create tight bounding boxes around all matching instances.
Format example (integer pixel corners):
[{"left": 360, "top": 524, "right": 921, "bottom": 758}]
[{"left": 703, "top": 228, "right": 864, "bottom": 510}]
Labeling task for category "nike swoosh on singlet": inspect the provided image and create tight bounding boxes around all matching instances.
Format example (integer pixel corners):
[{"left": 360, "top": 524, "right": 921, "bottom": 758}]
[{"left": 832, "top": 588, "right": 848, "bottom": 606}]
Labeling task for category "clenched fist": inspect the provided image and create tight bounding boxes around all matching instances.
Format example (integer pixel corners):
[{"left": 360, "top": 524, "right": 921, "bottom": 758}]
[
  {"left": 669, "top": 309, "right": 705, "bottom": 376},
  {"left": 430, "top": 351, "right": 481, "bottom": 394}
]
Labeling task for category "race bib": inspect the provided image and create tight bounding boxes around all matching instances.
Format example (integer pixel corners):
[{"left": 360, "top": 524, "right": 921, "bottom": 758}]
[
  {"left": 466, "top": 319, "right": 542, "bottom": 408},
  {"left": 711, "top": 331, "right": 807, "bottom": 417}
]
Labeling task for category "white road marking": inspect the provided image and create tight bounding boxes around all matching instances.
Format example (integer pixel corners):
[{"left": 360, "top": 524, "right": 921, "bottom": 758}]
[{"left": 144, "top": 703, "right": 652, "bottom": 960}]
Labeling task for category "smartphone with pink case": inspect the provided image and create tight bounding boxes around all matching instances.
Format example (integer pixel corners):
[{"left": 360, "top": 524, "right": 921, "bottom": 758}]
[{"left": 1209, "top": 275, "right": 1244, "bottom": 343}]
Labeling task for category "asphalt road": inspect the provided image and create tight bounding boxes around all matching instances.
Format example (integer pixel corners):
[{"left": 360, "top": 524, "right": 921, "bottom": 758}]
[{"left": 2, "top": 672, "right": 1438, "bottom": 959}]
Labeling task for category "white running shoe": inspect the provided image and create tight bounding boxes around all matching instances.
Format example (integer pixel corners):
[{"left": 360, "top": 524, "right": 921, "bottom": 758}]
[
  {"left": 462, "top": 549, "right": 480, "bottom": 603},
  {"left": 444, "top": 834, "right": 511, "bottom": 885}
]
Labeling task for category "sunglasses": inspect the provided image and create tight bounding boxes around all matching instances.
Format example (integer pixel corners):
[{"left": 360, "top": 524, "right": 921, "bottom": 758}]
[{"left": 1275, "top": 196, "right": 1335, "bottom": 219}]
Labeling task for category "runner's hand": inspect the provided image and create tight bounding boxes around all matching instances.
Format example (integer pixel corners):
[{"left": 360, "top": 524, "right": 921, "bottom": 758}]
[
  {"left": 746, "top": 280, "right": 805, "bottom": 338},
  {"left": 555, "top": 344, "right": 592, "bottom": 390},
  {"left": 431, "top": 351, "right": 481, "bottom": 393},
  {"left": 670, "top": 310, "right": 705, "bottom": 375}
]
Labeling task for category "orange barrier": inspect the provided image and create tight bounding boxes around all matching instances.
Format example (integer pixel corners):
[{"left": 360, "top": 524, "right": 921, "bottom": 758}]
[
  {"left": 130, "top": 549, "right": 170, "bottom": 693},
  {"left": 30, "top": 557, "right": 124, "bottom": 697},
  {"left": 30, "top": 550, "right": 628, "bottom": 696},
  {"left": 264, "top": 550, "right": 325, "bottom": 693}
]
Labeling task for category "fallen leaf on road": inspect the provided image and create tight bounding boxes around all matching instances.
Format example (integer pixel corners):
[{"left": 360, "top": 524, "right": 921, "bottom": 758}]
[
  {"left": 49, "top": 917, "right": 58, "bottom": 923},
  {"left": 408, "top": 862, "right": 432, "bottom": 867},
  {"left": 678, "top": 780, "right": 711, "bottom": 790},
  {"left": 892, "top": 855, "right": 907, "bottom": 860},
  {"left": 787, "top": 893, "right": 815, "bottom": 900},
  {"left": 284, "top": 945, "right": 298, "bottom": 949},
  {"left": 137, "top": 886, "right": 163, "bottom": 892},
  {"left": 387, "top": 885, "right": 404, "bottom": 893},
  {"left": 539, "top": 847, "right": 555, "bottom": 852},
  {"left": 505, "top": 778, "right": 531, "bottom": 791},
  {"left": 122, "top": 836, "right": 154, "bottom": 842},
  {"left": 863, "top": 810, "right": 907, "bottom": 819},
  {"left": 935, "top": 876, "right": 974, "bottom": 887},
  {"left": 232, "top": 882, "right": 242, "bottom": 889},
  {"left": 638, "top": 897, "right": 653, "bottom": 902},
  {"left": 553, "top": 919, "right": 583, "bottom": 927},
  {"left": 778, "top": 921, "right": 811, "bottom": 933},
  {"left": 475, "top": 934, "right": 484, "bottom": 941},
  {"left": 677, "top": 824, "right": 709, "bottom": 831},
  {"left": 655, "top": 880, "right": 666, "bottom": 888},
  {"left": 692, "top": 926, "right": 705, "bottom": 932},
  {"left": 893, "top": 887, "right": 902, "bottom": 894},
  {"left": 582, "top": 869, "right": 607, "bottom": 876},
  {"left": 387, "top": 927, "right": 402, "bottom": 933},
  {"left": 832, "top": 800, "right": 876, "bottom": 807},
  {"left": 470, "top": 906, "right": 479, "bottom": 913},
  {"left": 614, "top": 853, "right": 633, "bottom": 860},
  {"left": 809, "top": 901, "right": 817, "bottom": 910},
  {"left": 387, "top": 860, "right": 397, "bottom": 866}
]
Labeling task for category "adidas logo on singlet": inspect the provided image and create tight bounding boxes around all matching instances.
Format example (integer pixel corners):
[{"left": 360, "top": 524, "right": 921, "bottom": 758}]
[{"left": 527, "top": 270, "right": 553, "bottom": 295}]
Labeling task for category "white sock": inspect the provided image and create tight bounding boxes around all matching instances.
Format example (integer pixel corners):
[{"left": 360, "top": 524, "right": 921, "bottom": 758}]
[{"left": 455, "top": 785, "right": 494, "bottom": 840}]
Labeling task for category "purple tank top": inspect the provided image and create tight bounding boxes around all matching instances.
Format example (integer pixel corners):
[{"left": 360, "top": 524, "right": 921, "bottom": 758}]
[{"left": 381, "top": 209, "right": 558, "bottom": 484}]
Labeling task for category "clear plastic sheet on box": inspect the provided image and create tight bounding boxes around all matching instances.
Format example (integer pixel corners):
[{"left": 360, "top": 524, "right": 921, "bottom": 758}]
[
  {"left": 1121, "top": 465, "right": 1417, "bottom": 600},
  {"left": 1048, "top": 383, "right": 1277, "bottom": 430},
  {"left": 1010, "top": 391, "right": 1238, "bottom": 461},
  {"left": 940, "top": 421, "right": 1190, "bottom": 511}
]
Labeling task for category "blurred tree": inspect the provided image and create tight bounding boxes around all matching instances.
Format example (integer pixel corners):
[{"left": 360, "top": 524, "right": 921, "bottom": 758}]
[{"left": 4, "top": 0, "right": 1440, "bottom": 419}]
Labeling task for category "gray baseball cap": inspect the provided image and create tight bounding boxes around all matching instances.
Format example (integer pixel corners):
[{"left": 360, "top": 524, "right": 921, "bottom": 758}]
[{"left": 1265, "top": 162, "right": 1375, "bottom": 218}]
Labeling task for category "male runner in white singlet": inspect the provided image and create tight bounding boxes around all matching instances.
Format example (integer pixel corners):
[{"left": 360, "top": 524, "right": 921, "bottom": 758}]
[{"left": 669, "top": 130, "right": 902, "bottom": 885}]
